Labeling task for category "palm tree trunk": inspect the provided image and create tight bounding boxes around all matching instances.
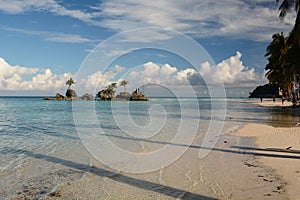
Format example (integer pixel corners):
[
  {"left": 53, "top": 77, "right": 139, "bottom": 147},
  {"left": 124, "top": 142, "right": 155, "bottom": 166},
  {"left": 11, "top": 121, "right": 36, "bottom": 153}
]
[{"left": 295, "top": 11, "right": 300, "bottom": 45}]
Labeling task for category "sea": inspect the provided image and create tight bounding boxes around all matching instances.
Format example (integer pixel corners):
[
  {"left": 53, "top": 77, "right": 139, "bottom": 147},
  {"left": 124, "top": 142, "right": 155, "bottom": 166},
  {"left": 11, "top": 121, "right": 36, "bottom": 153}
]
[{"left": 0, "top": 97, "right": 299, "bottom": 199}]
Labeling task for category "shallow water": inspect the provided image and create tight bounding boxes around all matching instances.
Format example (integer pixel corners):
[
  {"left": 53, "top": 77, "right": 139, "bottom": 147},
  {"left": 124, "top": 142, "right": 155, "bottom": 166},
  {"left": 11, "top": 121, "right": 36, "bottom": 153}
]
[{"left": 0, "top": 97, "right": 298, "bottom": 198}]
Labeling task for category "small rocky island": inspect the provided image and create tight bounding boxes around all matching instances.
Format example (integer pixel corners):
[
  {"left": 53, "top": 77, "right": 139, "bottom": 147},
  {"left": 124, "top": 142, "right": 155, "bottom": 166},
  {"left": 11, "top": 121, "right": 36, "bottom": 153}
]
[
  {"left": 97, "top": 81, "right": 148, "bottom": 101},
  {"left": 44, "top": 78, "right": 148, "bottom": 101}
]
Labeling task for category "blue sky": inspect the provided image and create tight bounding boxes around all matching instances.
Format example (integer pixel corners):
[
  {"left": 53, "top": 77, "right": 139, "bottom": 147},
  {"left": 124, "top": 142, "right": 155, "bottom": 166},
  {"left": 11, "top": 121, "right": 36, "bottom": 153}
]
[{"left": 0, "top": 0, "right": 296, "bottom": 96}]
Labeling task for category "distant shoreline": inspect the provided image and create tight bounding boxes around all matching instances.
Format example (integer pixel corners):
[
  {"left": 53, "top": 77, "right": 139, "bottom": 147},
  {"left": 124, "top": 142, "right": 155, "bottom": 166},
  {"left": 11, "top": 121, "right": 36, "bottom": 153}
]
[{"left": 0, "top": 96, "right": 251, "bottom": 99}]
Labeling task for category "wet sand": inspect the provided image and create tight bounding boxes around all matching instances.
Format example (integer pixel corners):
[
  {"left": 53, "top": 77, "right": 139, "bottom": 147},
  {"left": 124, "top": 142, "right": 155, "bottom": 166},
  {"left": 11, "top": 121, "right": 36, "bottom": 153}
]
[{"left": 43, "top": 129, "right": 288, "bottom": 199}]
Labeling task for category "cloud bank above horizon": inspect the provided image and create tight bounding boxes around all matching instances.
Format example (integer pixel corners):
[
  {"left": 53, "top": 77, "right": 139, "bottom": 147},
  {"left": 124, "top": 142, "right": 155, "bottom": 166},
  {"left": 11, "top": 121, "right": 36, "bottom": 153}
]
[{"left": 0, "top": 51, "right": 267, "bottom": 96}]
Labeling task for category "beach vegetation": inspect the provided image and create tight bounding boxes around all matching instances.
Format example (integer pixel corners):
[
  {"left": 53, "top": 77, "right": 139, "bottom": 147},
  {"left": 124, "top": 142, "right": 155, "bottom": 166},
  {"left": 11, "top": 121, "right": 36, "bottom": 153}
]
[
  {"left": 66, "top": 78, "right": 75, "bottom": 89},
  {"left": 265, "top": 1, "right": 300, "bottom": 101},
  {"left": 97, "top": 82, "right": 118, "bottom": 100},
  {"left": 120, "top": 80, "right": 129, "bottom": 92},
  {"left": 265, "top": 33, "right": 291, "bottom": 90}
]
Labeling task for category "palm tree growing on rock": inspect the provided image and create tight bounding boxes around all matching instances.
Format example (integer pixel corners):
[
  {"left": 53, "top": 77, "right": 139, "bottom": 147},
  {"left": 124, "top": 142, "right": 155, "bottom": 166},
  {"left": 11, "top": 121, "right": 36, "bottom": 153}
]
[
  {"left": 97, "top": 82, "right": 118, "bottom": 100},
  {"left": 66, "top": 78, "right": 75, "bottom": 89},
  {"left": 120, "top": 80, "right": 129, "bottom": 92},
  {"left": 106, "top": 82, "right": 117, "bottom": 95}
]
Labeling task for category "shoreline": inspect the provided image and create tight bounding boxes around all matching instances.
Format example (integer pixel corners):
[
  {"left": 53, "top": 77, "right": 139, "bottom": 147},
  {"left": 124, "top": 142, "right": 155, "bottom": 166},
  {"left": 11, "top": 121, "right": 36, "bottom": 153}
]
[
  {"left": 249, "top": 98, "right": 293, "bottom": 108},
  {"left": 232, "top": 99, "right": 300, "bottom": 199},
  {"left": 3, "top": 98, "right": 300, "bottom": 199},
  {"left": 42, "top": 99, "right": 300, "bottom": 199}
]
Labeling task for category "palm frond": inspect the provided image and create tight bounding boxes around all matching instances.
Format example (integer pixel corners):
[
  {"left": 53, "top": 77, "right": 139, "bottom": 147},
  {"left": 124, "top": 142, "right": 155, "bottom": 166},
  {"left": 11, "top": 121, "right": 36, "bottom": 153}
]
[{"left": 277, "top": 0, "right": 295, "bottom": 18}]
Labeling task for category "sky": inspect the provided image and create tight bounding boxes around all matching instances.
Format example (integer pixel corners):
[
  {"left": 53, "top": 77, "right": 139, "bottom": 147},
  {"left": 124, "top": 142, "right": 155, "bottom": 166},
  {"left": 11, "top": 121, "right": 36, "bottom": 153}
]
[{"left": 0, "top": 0, "right": 296, "bottom": 97}]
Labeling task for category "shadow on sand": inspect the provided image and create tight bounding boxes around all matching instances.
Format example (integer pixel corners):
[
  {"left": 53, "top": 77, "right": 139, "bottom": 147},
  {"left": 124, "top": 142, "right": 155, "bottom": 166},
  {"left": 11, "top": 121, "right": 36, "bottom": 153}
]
[
  {"left": 0, "top": 148, "right": 216, "bottom": 200},
  {"left": 95, "top": 133, "right": 300, "bottom": 160},
  {"left": 1, "top": 132, "right": 299, "bottom": 198}
]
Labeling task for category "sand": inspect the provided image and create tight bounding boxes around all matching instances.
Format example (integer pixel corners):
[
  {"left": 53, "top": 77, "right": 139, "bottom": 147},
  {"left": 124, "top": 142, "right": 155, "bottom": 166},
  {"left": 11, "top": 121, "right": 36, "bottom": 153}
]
[
  {"left": 235, "top": 123, "right": 300, "bottom": 199},
  {"left": 43, "top": 125, "right": 291, "bottom": 200},
  {"left": 250, "top": 98, "right": 293, "bottom": 107},
  {"left": 40, "top": 100, "right": 300, "bottom": 199}
]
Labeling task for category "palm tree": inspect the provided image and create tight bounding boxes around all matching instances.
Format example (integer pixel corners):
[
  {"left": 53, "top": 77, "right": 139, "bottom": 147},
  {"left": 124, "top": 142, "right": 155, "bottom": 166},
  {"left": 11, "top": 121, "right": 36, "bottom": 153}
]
[
  {"left": 276, "top": 0, "right": 300, "bottom": 44},
  {"left": 111, "top": 82, "right": 117, "bottom": 89},
  {"left": 66, "top": 78, "right": 75, "bottom": 89},
  {"left": 105, "top": 82, "right": 117, "bottom": 97},
  {"left": 265, "top": 33, "right": 292, "bottom": 91},
  {"left": 265, "top": 1, "right": 300, "bottom": 95},
  {"left": 120, "top": 80, "right": 129, "bottom": 92},
  {"left": 276, "top": 0, "right": 300, "bottom": 18},
  {"left": 97, "top": 82, "right": 117, "bottom": 100}
]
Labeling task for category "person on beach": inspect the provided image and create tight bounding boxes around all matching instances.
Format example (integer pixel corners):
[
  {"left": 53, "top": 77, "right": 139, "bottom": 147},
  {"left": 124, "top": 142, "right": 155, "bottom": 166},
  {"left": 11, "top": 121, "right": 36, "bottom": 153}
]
[
  {"left": 260, "top": 95, "right": 263, "bottom": 103},
  {"left": 282, "top": 96, "right": 285, "bottom": 105},
  {"left": 273, "top": 95, "right": 276, "bottom": 102}
]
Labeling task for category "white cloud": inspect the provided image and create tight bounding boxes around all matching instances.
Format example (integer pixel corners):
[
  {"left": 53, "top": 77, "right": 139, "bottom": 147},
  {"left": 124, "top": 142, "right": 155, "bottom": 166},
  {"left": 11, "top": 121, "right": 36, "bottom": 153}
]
[
  {"left": 117, "top": 28, "right": 175, "bottom": 43},
  {"left": 0, "top": 57, "right": 39, "bottom": 78},
  {"left": 0, "top": 0, "right": 94, "bottom": 22},
  {"left": 0, "top": 52, "right": 267, "bottom": 95},
  {"left": 2, "top": 27, "right": 95, "bottom": 44},
  {"left": 199, "top": 52, "right": 267, "bottom": 87},
  {"left": 125, "top": 62, "right": 196, "bottom": 89},
  {"left": 0, "top": 57, "right": 73, "bottom": 91},
  {"left": 0, "top": 57, "right": 115, "bottom": 95},
  {"left": 122, "top": 52, "right": 266, "bottom": 91},
  {"left": 76, "top": 71, "right": 116, "bottom": 94},
  {"left": 0, "top": 1, "right": 295, "bottom": 42},
  {"left": 114, "top": 65, "right": 125, "bottom": 72},
  {"left": 96, "top": 0, "right": 296, "bottom": 41}
]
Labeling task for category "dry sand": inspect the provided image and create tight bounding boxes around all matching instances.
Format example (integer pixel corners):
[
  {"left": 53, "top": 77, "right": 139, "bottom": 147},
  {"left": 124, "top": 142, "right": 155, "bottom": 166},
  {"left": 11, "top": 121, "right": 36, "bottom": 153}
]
[
  {"left": 235, "top": 123, "right": 300, "bottom": 199},
  {"left": 250, "top": 98, "right": 293, "bottom": 107}
]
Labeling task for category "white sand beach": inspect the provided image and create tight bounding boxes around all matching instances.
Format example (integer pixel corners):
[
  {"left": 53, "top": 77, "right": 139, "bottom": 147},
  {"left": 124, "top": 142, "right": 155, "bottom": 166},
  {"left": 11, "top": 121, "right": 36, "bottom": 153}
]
[
  {"left": 45, "top": 123, "right": 300, "bottom": 199},
  {"left": 235, "top": 123, "right": 300, "bottom": 199},
  {"left": 250, "top": 98, "right": 293, "bottom": 107},
  {"left": 233, "top": 99, "right": 300, "bottom": 199}
]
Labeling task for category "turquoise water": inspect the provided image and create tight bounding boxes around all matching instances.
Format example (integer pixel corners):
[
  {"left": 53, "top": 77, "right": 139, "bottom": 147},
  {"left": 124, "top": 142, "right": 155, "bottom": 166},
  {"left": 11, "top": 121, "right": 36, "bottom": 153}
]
[{"left": 0, "top": 97, "right": 299, "bottom": 198}]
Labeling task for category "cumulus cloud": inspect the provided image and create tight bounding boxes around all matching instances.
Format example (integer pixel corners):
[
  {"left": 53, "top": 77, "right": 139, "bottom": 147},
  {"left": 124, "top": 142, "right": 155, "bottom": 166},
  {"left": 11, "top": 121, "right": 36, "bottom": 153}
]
[
  {"left": 0, "top": 57, "right": 73, "bottom": 91},
  {"left": 199, "top": 52, "right": 266, "bottom": 87},
  {"left": 123, "top": 52, "right": 266, "bottom": 91},
  {"left": 75, "top": 70, "right": 116, "bottom": 94},
  {"left": 0, "top": 57, "right": 39, "bottom": 78},
  {"left": 0, "top": 57, "right": 116, "bottom": 94},
  {"left": 113, "top": 65, "right": 125, "bottom": 73},
  {"left": 126, "top": 62, "right": 195, "bottom": 88},
  {"left": 0, "top": 52, "right": 266, "bottom": 95}
]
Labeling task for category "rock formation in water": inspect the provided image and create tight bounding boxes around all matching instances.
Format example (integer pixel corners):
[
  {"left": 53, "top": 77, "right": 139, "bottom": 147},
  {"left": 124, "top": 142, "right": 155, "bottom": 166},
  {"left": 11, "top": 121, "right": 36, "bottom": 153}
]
[
  {"left": 66, "top": 89, "right": 78, "bottom": 100},
  {"left": 81, "top": 93, "right": 95, "bottom": 100},
  {"left": 44, "top": 92, "right": 94, "bottom": 101},
  {"left": 130, "top": 91, "right": 148, "bottom": 101},
  {"left": 115, "top": 92, "right": 131, "bottom": 100}
]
